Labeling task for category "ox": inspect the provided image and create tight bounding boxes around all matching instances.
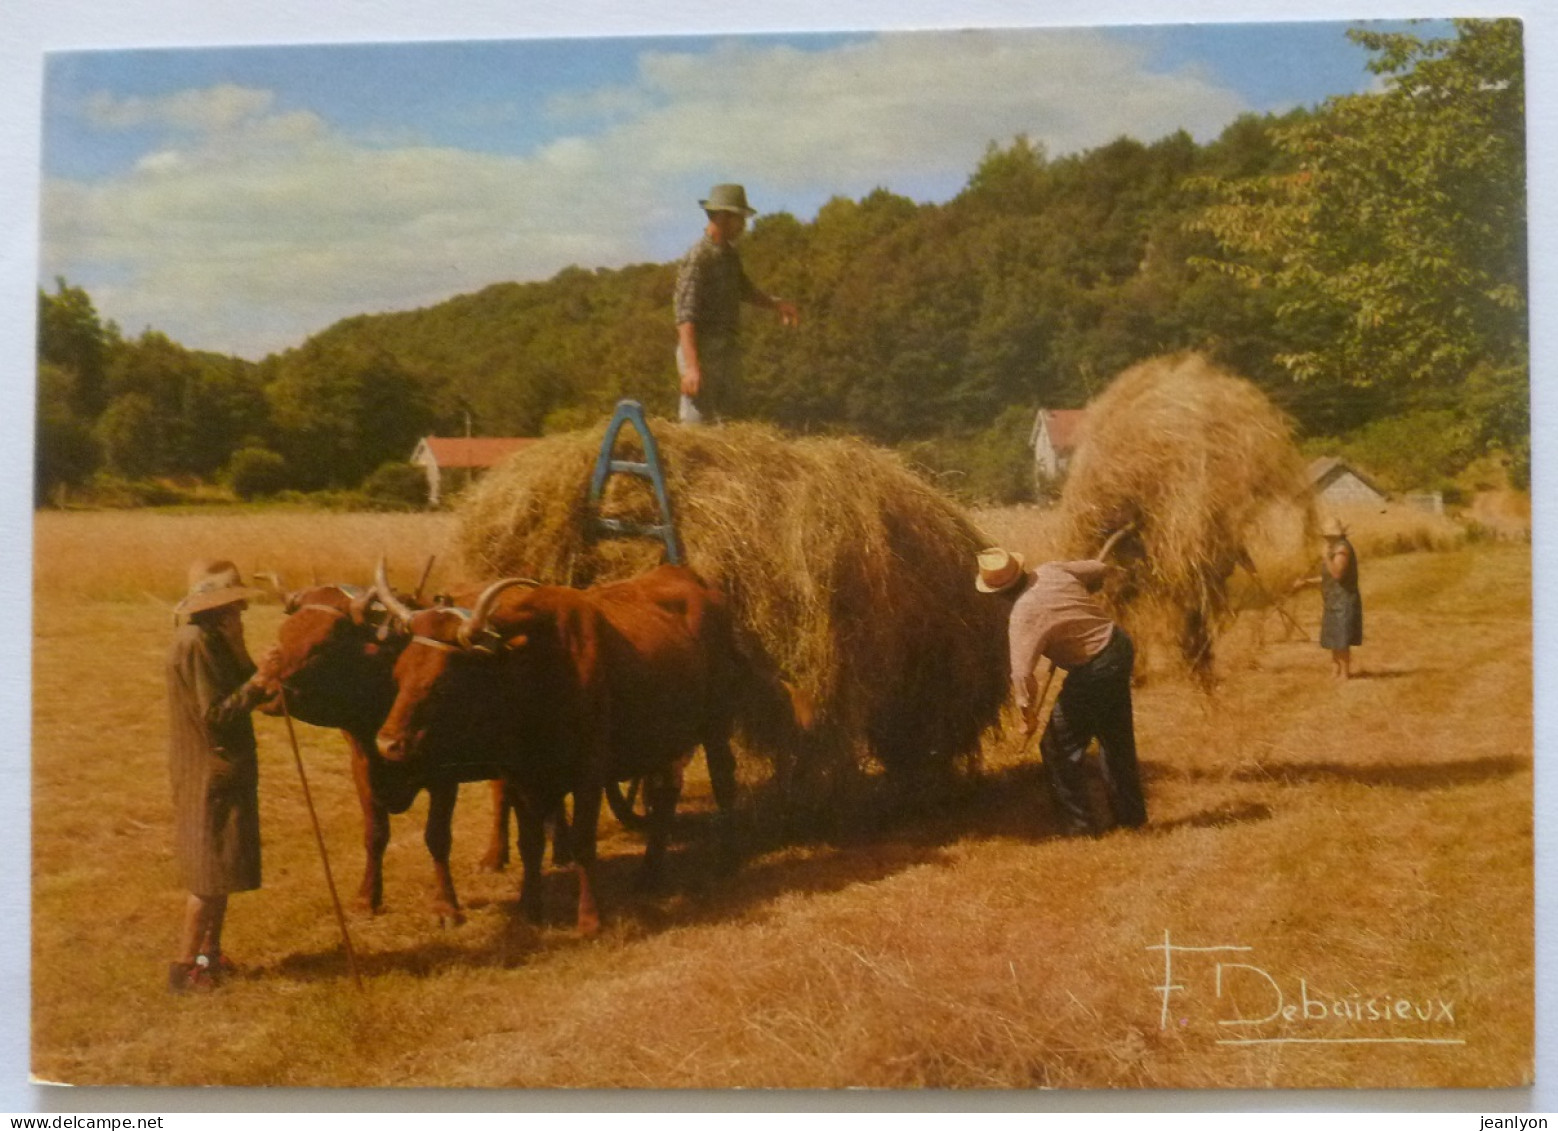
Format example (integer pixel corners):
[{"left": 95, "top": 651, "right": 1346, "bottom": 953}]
[
  {"left": 244, "top": 582, "right": 547, "bottom": 924},
  {"left": 372, "top": 564, "right": 747, "bottom": 936}
]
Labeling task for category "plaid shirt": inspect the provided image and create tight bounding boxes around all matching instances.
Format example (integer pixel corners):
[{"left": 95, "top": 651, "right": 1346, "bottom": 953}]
[{"left": 674, "top": 235, "right": 760, "bottom": 336}]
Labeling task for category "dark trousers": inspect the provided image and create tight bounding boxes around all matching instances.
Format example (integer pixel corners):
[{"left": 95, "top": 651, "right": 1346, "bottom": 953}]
[{"left": 1038, "top": 627, "right": 1147, "bottom": 833}]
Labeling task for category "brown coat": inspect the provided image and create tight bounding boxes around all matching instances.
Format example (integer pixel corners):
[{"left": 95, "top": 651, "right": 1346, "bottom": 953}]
[{"left": 167, "top": 622, "right": 262, "bottom": 895}]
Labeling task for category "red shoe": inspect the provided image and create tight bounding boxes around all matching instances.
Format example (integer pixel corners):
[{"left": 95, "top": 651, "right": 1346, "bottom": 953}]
[{"left": 167, "top": 961, "right": 216, "bottom": 994}]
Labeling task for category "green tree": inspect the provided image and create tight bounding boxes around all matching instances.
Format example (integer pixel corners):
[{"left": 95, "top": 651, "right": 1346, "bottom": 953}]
[
  {"left": 99, "top": 330, "right": 268, "bottom": 478},
  {"left": 35, "top": 362, "right": 101, "bottom": 504},
  {"left": 264, "top": 343, "right": 434, "bottom": 489},
  {"left": 1324, "top": 408, "right": 1478, "bottom": 493},
  {"left": 1190, "top": 20, "right": 1526, "bottom": 425},
  {"left": 959, "top": 135, "right": 1051, "bottom": 215},
  {"left": 226, "top": 447, "right": 289, "bottom": 500},
  {"left": 38, "top": 279, "right": 112, "bottom": 419},
  {"left": 95, "top": 393, "right": 163, "bottom": 478},
  {"left": 362, "top": 461, "right": 430, "bottom": 510}
]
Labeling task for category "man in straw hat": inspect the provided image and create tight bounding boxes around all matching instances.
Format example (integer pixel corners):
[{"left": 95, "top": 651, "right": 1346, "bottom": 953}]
[
  {"left": 976, "top": 547, "right": 1147, "bottom": 836},
  {"left": 1292, "top": 516, "right": 1363, "bottom": 679},
  {"left": 674, "top": 182, "right": 800, "bottom": 425},
  {"left": 166, "top": 559, "right": 279, "bottom": 992}
]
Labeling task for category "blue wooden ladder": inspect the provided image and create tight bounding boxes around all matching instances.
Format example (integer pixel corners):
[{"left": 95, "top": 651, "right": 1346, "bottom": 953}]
[{"left": 586, "top": 399, "right": 684, "bottom": 565}]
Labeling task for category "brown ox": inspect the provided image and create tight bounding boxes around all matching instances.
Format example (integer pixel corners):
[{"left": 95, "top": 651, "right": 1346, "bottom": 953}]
[
  {"left": 373, "top": 564, "right": 746, "bottom": 936},
  {"left": 244, "top": 583, "right": 550, "bottom": 924}
]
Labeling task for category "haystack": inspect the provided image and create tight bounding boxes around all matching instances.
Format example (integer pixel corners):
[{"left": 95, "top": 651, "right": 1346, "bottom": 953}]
[
  {"left": 453, "top": 421, "right": 1010, "bottom": 788},
  {"left": 1055, "top": 353, "right": 1314, "bottom": 676}
]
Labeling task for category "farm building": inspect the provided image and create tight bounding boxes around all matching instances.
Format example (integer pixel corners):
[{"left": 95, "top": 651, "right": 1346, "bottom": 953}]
[
  {"left": 1307, "top": 456, "right": 1388, "bottom": 509},
  {"left": 1030, "top": 407, "right": 1088, "bottom": 486},
  {"left": 410, "top": 436, "right": 535, "bottom": 505}
]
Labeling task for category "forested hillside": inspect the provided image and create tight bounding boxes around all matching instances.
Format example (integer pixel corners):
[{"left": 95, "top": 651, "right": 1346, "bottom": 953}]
[{"left": 36, "top": 20, "right": 1526, "bottom": 508}]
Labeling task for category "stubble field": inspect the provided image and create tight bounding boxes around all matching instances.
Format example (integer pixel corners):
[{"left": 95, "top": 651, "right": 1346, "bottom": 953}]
[{"left": 30, "top": 508, "right": 1533, "bottom": 1092}]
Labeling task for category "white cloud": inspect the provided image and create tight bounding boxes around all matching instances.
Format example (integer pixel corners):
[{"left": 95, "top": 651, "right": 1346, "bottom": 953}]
[
  {"left": 41, "top": 30, "right": 1250, "bottom": 358},
  {"left": 85, "top": 83, "right": 275, "bottom": 133},
  {"left": 134, "top": 149, "right": 184, "bottom": 174},
  {"left": 600, "top": 29, "right": 1248, "bottom": 191}
]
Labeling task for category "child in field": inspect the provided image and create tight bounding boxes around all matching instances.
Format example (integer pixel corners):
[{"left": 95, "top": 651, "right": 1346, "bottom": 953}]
[{"left": 165, "top": 560, "right": 277, "bottom": 992}]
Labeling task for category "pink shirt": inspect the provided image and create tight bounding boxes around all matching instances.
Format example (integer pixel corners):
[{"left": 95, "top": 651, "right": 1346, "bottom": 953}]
[{"left": 1008, "top": 560, "right": 1115, "bottom": 708}]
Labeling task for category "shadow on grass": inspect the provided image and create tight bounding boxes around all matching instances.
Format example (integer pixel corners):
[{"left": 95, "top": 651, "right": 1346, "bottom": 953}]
[
  {"left": 1346, "top": 667, "right": 1430, "bottom": 681},
  {"left": 262, "top": 751, "right": 1525, "bottom": 983},
  {"left": 1242, "top": 753, "right": 1526, "bottom": 789},
  {"left": 285, "top": 732, "right": 1496, "bottom": 981},
  {"left": 1147, "top": 802, "right": 1273, "bottom": 833},
  {"left": 1148, "top": 753, "right": 1526, "bottom": 790},
  {"left": 265, "top": 760, "right": 1105, "bottom": 980}
]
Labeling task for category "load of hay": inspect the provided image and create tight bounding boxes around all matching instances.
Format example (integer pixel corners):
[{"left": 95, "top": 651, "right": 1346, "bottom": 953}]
[
  {"left": 1055, "top": 352, "right": 1314, "bottom": 676},
  {"left": 452, "top": 421, "right": 1010, "bottom": 791}
]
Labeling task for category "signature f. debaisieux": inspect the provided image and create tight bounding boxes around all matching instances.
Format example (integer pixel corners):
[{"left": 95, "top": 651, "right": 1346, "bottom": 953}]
[{"left": 1148, "top": 929, "right": 1464, "bottom": 1046}]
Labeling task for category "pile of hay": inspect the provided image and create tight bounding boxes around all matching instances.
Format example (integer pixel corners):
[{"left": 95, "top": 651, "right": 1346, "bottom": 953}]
[
  {"left": 1055, "top": 353, "right": 1314, "bottom": 676},
  {"left": 453, "top": 421, "right": 1010, "bottom": 788}
]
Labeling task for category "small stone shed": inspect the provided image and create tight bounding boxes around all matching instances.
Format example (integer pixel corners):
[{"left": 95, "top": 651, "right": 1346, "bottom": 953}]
[{"left": 1307, "top": 456, "right": 1388, "bottom": 509}]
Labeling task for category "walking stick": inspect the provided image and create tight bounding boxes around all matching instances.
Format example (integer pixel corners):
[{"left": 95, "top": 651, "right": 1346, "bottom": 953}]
[
  {"left": 413, "top": 555, "right": 436, "bottom": 604},
  {"left": 278, "top": 688, "right": 363, "bottom": 991}
]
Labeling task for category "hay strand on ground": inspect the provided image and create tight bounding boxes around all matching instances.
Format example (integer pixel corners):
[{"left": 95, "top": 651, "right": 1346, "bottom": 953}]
[
  {"left": 452, "top": 421, "right": 1010, "bottom": 793},
  {"left": 1056, "top": 352, "right": 1314, "bottom": 676}
]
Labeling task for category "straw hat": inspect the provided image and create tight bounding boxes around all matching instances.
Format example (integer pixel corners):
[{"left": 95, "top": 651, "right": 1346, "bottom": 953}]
[
  {"left": 1320, "top": 517, "right": 1349, "bottom": 539},
  {"left": 175, "top": 559, "right": 263, "bottom": 616},
  {"left": 700, "top": 183, "right": 757, "bottom": 216},
  {"left": 974, "top": 547, "right": 1027, "bottom": 594}
]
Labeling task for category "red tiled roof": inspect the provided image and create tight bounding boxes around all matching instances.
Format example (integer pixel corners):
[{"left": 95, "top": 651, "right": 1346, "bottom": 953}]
[
  {"left": 418, "top": 436, "right": 535, "bottom": 469},
  {"left": 1044, "top": 409, "right": 1088, "bottom": 452}
]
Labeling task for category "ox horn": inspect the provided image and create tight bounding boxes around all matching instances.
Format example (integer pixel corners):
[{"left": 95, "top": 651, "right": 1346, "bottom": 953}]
[
  {"left": 374, "top": 556, "right": 416, "bottom": 628},
  {"left": 460, "top": 577, "right": 539, "bottom": 648},
  {"left": 253, "top": 570, "right": 294, "bottom": 611},
  {"left": 348, "top": 586, "right": 376, "bottom": 625},
  {"left": 253, "top": 569, "right": 286, "bottom": 594}
]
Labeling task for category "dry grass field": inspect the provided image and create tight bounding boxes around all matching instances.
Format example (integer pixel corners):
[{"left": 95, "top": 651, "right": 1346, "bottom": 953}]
[{"left": 30, "top": 508, "right": 1532, "bottom": 1089}]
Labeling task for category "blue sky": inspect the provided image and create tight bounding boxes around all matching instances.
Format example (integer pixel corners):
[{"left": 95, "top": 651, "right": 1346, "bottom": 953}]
[{"left": 38, "top": 20, "right": 1451, "bottom": 359}]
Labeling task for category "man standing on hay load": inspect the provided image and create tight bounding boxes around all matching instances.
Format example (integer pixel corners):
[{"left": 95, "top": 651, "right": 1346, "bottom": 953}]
[
  {"left": 975, "top": 545, "right": 1148, "bottom": 837},
  {"left": 674, "top": 183, "right": 799, "bottom": 424},
  {"left": 166, "top": 560, "right": 279, "bottom": 993}
]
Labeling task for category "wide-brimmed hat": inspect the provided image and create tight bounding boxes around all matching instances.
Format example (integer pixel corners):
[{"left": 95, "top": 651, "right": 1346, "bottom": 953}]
[
  {"left": 700, "top": 183, "right": 757, "bottom": 216},
  {"left": 1320, "top": 517, "right": 1349, "bottom": 539},
  {"left": 974, "top": 547, "right": 1027, "bottom": 594},
  {"left": 175, "top": 559, "right": 263, "bottom": 616}
]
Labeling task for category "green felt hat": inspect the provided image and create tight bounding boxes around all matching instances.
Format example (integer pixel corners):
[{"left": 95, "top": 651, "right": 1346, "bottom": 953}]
[{"left": 701, "top": 183, "right": 757, "bottom": 216}]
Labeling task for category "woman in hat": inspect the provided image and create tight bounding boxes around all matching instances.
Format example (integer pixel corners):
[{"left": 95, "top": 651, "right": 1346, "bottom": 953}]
[
  {"left": 1294, "top": 517, "right": 1363, "bottom": 678},
  {"left": 673, "top": 183, "right": 800, "bottom": 425},
  {"left": 975, "top": 543, "right": 1147, "bottom": 837},
  {"left": 166, "top": 559, "right": 277, "bottom": 992}
]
